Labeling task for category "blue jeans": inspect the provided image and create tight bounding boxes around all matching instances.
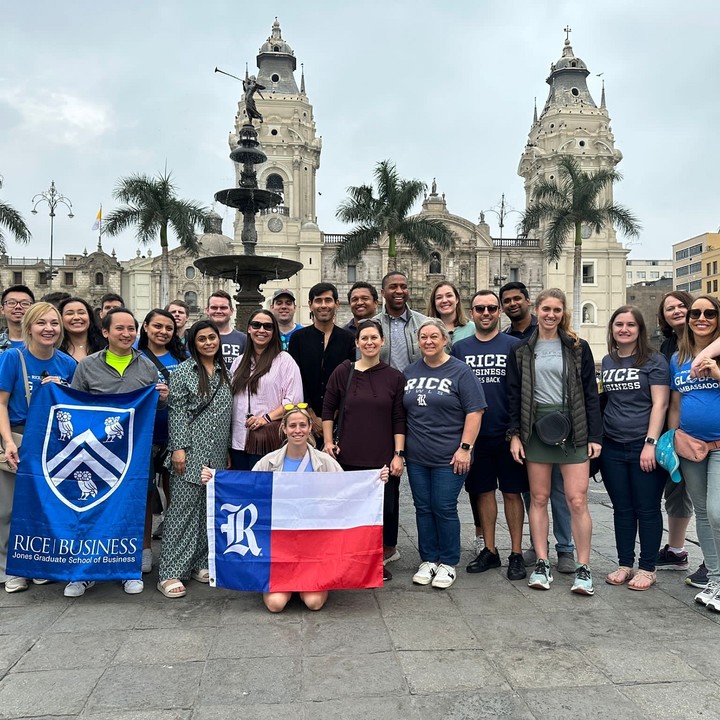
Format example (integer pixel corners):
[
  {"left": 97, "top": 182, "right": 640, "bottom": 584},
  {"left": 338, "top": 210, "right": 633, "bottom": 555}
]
[
  {"left": 680, "top": 452, "right": 720, "bottom": 583},
  {"left": 406, "top": 462, "right": 466, "bottom": 566},
  {"left": 523, "top": 465, "right": 575, "bottom": 553},
  {"left": 600, "top": 437, "right": 666, "bottom": 571}
]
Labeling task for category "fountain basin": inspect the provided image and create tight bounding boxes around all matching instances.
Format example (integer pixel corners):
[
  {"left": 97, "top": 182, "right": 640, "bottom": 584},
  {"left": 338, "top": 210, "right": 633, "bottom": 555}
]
[{"left": 214, "top": 188, "right": 282, "bottom": 212}]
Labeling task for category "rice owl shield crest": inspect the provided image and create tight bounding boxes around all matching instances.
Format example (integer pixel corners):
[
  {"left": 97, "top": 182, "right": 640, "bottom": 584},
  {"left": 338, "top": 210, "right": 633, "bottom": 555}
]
[{"left": 41, "top": 403, "right": 135, "bottom": 512}]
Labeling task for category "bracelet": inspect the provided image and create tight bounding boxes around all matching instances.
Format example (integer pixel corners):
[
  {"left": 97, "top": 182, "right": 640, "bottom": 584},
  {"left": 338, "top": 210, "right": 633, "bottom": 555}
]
[{"left": 264, "top": 414, "right": 272, "bottom": 423}]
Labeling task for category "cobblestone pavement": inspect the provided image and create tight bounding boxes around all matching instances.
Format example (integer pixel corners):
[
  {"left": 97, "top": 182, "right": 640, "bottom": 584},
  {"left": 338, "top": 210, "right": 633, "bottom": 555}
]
[{"left": 1, "top": 480, "right": 719, "bottom": 719}]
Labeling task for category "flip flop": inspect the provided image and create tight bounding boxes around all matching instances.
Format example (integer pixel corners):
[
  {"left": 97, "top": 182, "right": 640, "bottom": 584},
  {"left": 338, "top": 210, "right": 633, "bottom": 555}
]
[
  {"left": 157, "top": 579, "right": 186, "bottom": 598},
  {"left": 628, "top": 569, "right": 656, "bottom": 591},
  {"left": 605, "top": 566, "right": 634, "bottom": 585}
]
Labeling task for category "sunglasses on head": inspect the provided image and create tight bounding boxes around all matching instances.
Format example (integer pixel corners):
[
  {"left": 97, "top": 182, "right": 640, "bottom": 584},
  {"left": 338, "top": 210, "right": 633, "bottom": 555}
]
[
  {"left": 249, "top": 321, "right": 274, "bottom": 331},
  {"left": 283, "top": 403, "right": 309, "bottom": 412},
  {"left": 473, "top": 304, "right": 499, "bottom": 314},
  {"left": 689, "top": 308, "right": 719, "bottom": 320}
]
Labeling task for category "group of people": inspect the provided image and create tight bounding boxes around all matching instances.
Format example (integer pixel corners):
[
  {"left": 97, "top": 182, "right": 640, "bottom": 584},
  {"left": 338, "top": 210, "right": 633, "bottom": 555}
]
[{"left": 0, "top": 274, "right": 718, "bottom": 613}]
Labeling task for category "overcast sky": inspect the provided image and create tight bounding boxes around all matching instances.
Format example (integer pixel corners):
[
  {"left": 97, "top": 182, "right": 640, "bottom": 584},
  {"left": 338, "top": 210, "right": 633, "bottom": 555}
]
[{"left": 2, "top": 1, "right": 718, "bottom": 265}]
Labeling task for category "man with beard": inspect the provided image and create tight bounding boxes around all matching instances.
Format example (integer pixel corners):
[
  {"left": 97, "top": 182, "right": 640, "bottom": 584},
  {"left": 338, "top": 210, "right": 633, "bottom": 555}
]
[
  {"left": 499, "top": 281, "right": 576, "bottom": 574},
  {"left": 376, "top": 271, "right": 428, "bottom": 372},
  {"left": 288, "top": 283, "right": 355, "bottom": 419},
  {"left": 453, "top": 290, "right": 527, "bottom": 580}
]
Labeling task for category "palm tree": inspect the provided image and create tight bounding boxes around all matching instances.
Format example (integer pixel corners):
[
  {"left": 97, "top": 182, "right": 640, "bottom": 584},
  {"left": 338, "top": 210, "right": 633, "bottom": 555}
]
[
  {"left": 335, "top": 160, "right": 456, "bottom": 270},
  {"left": 104, "top": 171, "right": 209, "bottom": 307},
  {"left": 520, "top": 154, "right": 640, "bottom": 332},
  {"left": 0, "top": 176, "right": 31, "bottom": 254}
]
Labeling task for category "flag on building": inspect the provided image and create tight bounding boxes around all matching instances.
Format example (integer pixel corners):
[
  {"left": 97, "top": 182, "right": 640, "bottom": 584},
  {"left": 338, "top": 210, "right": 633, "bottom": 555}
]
[
  {"left": 6, "top": 383, "right": 157, "bottom": 582},
  {"left": 207, "top": 468, "right": 384, "bottom": 592},
  {"left": 91, "top": 206, "right": 102, "bottom": 231}
]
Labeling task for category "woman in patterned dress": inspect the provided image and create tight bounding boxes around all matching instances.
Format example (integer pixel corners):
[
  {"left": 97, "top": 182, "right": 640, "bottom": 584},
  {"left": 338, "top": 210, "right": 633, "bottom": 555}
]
[{"left": 157, "top": 320, "right": 232, "bottom": 598}]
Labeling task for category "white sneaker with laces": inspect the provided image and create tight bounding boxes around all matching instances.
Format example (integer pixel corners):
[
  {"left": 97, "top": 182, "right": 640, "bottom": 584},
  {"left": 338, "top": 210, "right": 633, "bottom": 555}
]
[
  {"left": 412, "top": 562, "right": 437, "bottom": 585},
  {"left": 431, "top": 564, "right": 456, "bottom": 589},
  {"left": 695, "top": 580, "right": 719, "bottom": 606},
  {"left": 703, "top": 583, "right": 720, "bottom": 611},
  {"left": 64, "top": 581, "right": 95, "bottom": 597},
  {"left": 123, "top": 579, "right": 144, "bottom": 594}
]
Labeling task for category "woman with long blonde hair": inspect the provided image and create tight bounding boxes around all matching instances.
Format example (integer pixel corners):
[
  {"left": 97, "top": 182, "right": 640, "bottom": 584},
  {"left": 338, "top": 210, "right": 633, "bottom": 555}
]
[{"left": 507, "top": 288, "right": 602, "bottom": 596}]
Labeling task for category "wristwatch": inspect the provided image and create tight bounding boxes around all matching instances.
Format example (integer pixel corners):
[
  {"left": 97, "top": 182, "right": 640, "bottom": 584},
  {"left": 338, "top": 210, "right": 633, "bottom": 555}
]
[
  {"left": 460, "top": 443, "right": 473, "bottom": 451},
  {"left": 645, "top": 437, "right": 657, "bottom": 446},
  {"left": 394, "top": 450, "right": 405, "bottom": 458}
]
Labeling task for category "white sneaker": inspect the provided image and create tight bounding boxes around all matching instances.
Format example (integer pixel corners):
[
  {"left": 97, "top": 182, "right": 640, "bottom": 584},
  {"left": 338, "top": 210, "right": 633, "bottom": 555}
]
[
  {"left": 703, "top": 583, "right": 720, "bottom": 611},
  {"left": 431, "top": 564, "right": 456, "bottom": 589},
  {"left": 4, "top": 576, "right": 28, "bottom": 593},
  {"left": 64, "top": 581, "right": 95, "bottom": 597},
  {"left": 695, "top": 580, "right": 719, "bottom": 606},
  {"left": 412, "top": 562, "right": 437, "bottom": 585},
  {"left": 122, "top": 579, "right": 144, "bottom": 594},
  {"left": 142, "top": 548, "right": 153, "bottom": 574}
]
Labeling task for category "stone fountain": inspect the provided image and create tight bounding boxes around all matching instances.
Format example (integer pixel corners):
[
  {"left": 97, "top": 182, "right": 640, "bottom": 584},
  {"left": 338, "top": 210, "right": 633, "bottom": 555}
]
[{"left": 195, "top": 100, "right": 303, "bottom": 328}]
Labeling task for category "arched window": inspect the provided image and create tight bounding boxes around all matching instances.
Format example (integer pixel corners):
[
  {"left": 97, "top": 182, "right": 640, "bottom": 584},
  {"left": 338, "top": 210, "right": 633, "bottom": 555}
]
[
  {"left": 94, "top": 272, "right": 104, "bottom": 286},
  {"left": 266, "top": 173, "right": 284, "bottom": 201},
  {"left": 184, "top": 291, "right": 198, "bottom": 312}
]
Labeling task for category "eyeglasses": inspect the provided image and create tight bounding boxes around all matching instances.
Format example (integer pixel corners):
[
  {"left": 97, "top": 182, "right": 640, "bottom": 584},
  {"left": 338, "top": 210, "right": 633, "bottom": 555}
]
[
  {"left": 2, "top": 300, "right": 32, "bottom": 309},
  {"left": 249, "top": 321, "right": 274, "bottom": 331},
  {"left": 689, "top": 308, "right": 719, "bottom": 320},
  {"left": 473, "top": 304, "right": 499, "bottom": 314},
  {"left": 283, "top": 403, "right": 309, "bottom": 411}
]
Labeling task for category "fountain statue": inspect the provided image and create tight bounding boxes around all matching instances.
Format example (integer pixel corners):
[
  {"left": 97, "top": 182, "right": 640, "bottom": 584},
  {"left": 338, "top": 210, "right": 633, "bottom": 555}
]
[{"left": 195, "top": 82, "right": 303, "bottom": 328}]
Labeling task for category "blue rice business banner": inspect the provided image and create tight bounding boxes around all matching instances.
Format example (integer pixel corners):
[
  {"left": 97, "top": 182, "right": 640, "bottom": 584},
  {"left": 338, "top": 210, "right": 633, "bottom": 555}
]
[{"left": 6, "top": 383, "right": 157, "bottom": 581}]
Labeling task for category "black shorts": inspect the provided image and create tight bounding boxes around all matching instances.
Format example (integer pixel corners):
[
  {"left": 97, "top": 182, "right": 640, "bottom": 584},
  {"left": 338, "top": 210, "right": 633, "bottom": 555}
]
[{"left": 465, "top": 435, "right": 529, "bottom": 495}]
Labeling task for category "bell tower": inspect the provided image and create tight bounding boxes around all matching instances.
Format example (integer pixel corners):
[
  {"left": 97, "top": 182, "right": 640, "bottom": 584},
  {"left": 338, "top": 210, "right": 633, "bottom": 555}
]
[
  {"left": 228, "top": 19, "right": 323, "bottom": 315},
  {"left": 518, "top": 28, "right": 628, "bottom": 352}
]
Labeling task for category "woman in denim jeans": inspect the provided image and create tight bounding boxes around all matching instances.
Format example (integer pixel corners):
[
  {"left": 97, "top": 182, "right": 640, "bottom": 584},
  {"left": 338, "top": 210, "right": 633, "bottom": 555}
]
[
  {"left": 599, "top": 306, "right": 669, "bottom": 590},
  {"left": 403, "top": 319, "right": 486, "bottom": 590},
  {"left": 668, "top": 295, "right": 720, "bottom": 610}
]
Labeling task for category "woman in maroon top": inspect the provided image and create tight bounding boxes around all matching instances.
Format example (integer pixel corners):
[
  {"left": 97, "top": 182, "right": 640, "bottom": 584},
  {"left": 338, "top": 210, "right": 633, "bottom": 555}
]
[{"left": 322, "top": 320, "right": 406, "bottom": 577}]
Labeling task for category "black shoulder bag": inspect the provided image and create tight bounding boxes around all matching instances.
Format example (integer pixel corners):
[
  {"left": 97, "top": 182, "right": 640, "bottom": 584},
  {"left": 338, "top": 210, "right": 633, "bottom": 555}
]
[{"left": 534, "top": 348, "right": 571, "bottom": 451}]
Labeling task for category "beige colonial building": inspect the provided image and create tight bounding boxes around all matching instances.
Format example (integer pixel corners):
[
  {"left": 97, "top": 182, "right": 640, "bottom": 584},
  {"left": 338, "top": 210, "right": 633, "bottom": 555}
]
[
  {"left": 1, "top": 22, "right": 633, "bottom": 358},
  {"left": 672, "top": 232, "right": 720, "bottom": 298}
]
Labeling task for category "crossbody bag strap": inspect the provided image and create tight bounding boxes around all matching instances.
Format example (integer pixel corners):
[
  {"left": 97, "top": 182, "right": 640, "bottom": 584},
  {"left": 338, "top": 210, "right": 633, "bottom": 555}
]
[
  {"left": 143, "top": 349, "right": 172, "bottom": 384},
  {"left": 16, "top": 349, "right": 31, "bottom": 407},
  {"left": 189, "top": 382, "right": 222, "bottom": 424}
]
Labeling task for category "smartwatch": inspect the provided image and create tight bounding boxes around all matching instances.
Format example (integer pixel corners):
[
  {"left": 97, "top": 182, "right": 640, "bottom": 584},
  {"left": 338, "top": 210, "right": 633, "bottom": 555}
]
[
  {"left": 460, "top": 443, "right": 473, "bottom": 451},
  {"left": 645, "top": 437, "right": 657, "bottom": 446},
  {"left": 394, "top": 450, "right": 406, "bottom": 458}
]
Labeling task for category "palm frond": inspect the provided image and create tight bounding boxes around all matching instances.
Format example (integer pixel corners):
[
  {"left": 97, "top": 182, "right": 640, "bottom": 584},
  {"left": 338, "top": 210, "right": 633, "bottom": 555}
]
[
  {"left": 0, "top": 201, "right": 32, "bottom": 251},
  {"left": 333, "top": 224, "right": 381, "bottom": 266}
]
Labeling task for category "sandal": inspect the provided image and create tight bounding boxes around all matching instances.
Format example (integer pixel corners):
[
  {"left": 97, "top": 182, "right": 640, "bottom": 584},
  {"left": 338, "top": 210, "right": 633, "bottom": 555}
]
[
  {"left": 605, "top": 566, "right": 634, "bottom": 585},
  {"left": 191, "top": 569, "right": 210, "bottom": 583},
  {"left": 157, "top": 579, "right": 186, "bottom": 598},
  {"left": 628, "top": 569, "right": 656, "bottom": 591}
]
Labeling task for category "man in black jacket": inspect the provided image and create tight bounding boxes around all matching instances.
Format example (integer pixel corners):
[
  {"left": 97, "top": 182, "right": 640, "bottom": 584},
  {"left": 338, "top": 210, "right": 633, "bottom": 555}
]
[{"left": 288, "top": 283, "right": 355, "bottom": 423}]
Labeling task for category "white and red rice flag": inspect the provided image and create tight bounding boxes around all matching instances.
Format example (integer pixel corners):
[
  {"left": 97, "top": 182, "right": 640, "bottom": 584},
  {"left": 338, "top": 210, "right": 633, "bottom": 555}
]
[{"left": 207, "top": 468, "right": 384, "bottom": 591}]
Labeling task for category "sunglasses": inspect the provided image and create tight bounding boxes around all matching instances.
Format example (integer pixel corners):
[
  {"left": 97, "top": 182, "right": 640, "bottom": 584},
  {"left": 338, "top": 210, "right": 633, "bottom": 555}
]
[
  {"left": 249, "top": 321, "right": 274, "bottom": 331},
  {"left": 283, "top": 403, "right": 309, "bottom": 412},
  {"left": 689, "top": 308, "right": 719, "bottom": 320},
  {"left": 473, "top": 304, "right": 500, "bottom": 314}
]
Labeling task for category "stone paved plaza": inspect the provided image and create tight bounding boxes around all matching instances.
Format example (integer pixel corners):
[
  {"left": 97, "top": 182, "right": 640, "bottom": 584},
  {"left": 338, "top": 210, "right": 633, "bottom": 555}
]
[{"left": 1, "top": 480, "right": 719, "bottom": 719}]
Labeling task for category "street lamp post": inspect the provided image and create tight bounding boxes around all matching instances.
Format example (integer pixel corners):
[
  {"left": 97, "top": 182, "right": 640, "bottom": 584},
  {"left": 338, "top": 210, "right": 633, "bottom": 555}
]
[
  {"left": 485, "top": 194, "right": 521, "bottom": 286},
  {"left": 31, "top": 181, "right": 74, "bottom": 289}
]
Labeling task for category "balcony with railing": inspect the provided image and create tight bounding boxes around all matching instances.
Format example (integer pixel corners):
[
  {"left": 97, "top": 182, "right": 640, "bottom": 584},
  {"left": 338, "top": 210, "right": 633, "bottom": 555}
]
[
  {"left": 259, "top": 206, "right": 290, "bottom": 216},
  {"left": 492, "top": 237, "right": 539, "bottom": 248}
]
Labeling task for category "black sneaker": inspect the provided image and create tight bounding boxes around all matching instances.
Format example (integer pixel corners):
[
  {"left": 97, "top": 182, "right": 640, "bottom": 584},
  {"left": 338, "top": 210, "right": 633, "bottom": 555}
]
[
  {"left": 383, "top": 566, "right": 393, "bottom": 582},
  {"left": 686, "top": 562, "right": 708, "bottom": 588},
  {"left": 507, "top": 552, "right": 527, "bottom": 581},
  {"left": 656, "top": 544, "right": 689, "bottom": 570},
  {"left": 466, "top": 547, "right": 501, "bottom": 573}
]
